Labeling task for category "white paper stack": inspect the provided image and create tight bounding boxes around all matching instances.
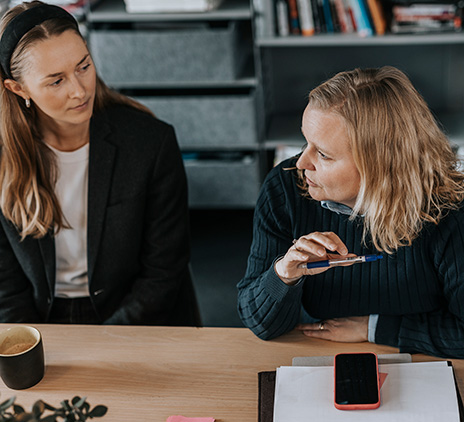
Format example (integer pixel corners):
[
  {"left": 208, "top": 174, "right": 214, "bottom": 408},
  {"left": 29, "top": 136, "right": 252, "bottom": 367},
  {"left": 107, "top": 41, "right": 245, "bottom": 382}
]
[
  {"left": 274, "top": 361, "right": 461, "bottom": 422},
  {"left": 124, "top": 0, "right": 224, "bottom": 13}
]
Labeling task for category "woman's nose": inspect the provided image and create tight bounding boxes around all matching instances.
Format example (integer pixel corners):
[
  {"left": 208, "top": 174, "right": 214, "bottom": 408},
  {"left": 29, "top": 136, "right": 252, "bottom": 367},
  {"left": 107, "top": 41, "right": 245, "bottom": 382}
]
[
  {"left": 69, "top": 76, "right": 85, "bottom": 99},
  {"left": 296, "top": 149, "right": 315, "bottom": 170}
]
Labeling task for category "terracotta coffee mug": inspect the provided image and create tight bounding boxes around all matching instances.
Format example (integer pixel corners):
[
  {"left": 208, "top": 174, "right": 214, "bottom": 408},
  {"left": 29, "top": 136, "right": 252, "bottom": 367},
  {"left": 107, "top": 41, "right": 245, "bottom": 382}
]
[{"left": 0, "top": 326, "right": 44, "bottom": 389}]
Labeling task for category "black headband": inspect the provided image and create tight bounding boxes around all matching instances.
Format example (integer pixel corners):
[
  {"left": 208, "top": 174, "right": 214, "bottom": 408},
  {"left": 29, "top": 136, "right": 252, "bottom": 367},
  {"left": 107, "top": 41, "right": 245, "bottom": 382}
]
[{"left": 0, "top": 4, "right": 78, "bottom": 79}]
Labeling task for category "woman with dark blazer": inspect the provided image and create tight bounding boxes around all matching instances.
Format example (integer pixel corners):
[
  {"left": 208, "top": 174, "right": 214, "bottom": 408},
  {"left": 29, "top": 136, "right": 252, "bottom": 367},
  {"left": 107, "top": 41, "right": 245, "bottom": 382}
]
[{"left": 0, "top": 1, "right": 199, "bottom": 325}]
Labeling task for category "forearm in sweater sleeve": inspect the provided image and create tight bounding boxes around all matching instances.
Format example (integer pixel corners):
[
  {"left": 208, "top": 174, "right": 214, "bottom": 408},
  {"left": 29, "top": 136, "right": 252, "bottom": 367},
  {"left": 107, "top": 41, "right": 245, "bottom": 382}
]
[
  {"left": 237, "top": 165, "right": 304, "bottom": 340},
  {"left": 238, "top": 260, "right": 304, "bottom": 340}
]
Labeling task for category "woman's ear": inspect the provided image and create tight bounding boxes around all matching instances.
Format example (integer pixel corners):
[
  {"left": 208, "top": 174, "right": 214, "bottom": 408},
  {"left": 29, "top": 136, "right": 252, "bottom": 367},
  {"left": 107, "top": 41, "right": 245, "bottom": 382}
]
[{"left": 3, "top": 79, "right": 28, "bottom": 100}]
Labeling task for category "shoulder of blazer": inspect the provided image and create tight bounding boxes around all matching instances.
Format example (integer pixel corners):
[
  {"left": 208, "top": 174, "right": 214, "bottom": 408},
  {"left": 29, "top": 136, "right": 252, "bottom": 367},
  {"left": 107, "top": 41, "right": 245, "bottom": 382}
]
[{"left": 91, "top": 103, "right": 174, "bottom": 146}]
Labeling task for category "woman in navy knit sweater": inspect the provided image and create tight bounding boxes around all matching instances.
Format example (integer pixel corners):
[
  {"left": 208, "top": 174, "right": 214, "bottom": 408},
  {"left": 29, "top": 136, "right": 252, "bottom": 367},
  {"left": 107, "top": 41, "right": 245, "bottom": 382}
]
[{"left": 237, "top": 66, "right": 464, "bottom": 358}]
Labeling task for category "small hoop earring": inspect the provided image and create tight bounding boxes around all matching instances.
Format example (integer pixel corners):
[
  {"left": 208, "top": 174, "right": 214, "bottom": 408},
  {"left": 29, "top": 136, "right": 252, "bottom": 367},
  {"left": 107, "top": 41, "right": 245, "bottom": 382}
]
[{"left": 25, "top": 98, "right": 30, "bottom": 108}]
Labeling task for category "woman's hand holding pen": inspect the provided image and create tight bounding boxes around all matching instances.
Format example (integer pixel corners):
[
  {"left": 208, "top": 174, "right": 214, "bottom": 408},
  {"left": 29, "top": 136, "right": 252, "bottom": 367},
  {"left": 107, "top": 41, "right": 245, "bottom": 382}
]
[{"left": 274, "top": 232, "right": 355, "bottom": 285}]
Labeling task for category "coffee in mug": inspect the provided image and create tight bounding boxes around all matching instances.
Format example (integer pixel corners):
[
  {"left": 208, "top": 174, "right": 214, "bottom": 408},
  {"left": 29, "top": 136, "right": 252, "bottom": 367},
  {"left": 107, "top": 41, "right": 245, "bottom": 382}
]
[{"left": 0, "top": 326, "right": 44, "bottom": 389}]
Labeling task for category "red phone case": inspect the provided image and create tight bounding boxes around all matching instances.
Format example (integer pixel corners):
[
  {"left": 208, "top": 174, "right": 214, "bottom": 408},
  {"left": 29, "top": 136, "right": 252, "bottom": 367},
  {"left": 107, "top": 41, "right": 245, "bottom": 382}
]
[{"left": 334, "top": 352, "right": 380, "bottom": 410}]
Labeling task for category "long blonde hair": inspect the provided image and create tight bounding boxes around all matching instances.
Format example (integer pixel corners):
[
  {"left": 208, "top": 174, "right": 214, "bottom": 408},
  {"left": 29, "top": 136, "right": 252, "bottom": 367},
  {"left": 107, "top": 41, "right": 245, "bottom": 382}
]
[
  {"left": 300, "top": 66, "right": 464, "bottom": 253},
  {"left": 0, "top": 1, "right": 153, "bottom": 240}
]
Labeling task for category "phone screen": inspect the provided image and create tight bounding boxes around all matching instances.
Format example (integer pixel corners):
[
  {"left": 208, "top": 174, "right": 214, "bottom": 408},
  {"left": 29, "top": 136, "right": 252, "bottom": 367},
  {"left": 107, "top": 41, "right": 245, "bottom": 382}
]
[{"left": 334, "top": 353, "right": 379, "bottom": 407}]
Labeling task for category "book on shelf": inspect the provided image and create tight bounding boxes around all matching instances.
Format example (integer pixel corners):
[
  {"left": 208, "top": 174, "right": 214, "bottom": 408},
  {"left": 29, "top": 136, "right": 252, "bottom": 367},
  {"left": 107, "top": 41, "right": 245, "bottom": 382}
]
[
  {"left": 315, "top": 0, "right": 328, "bottom": 32},
  {"left": 297, "top": 0, "right": 316, "bottom": 35},
  {"left": 367, "top": 0, "right": 386, "bottom": 34},
  {"left": 287, "top": 0, "right": 302, "bottom": 34},
  {"left": 391, "top": 2, "right": 462, "bottom": 33},
  {"left": 349, "top": 0, "right": 374, "bottom": 36},
  {"left": 309, "top": 0, "right": 323, "bottom": 33},
  {"left": 276, "top": 0, "right": 291, "bottom": 35},
  {"left": 333, "top": 0, "right": 355, "bottom": 32},
  {"left": 322, "top": 0, "right": 335, "bottom": 31},
  {"left": 272, "top": 0, "right": 464, "bottom": 37}
]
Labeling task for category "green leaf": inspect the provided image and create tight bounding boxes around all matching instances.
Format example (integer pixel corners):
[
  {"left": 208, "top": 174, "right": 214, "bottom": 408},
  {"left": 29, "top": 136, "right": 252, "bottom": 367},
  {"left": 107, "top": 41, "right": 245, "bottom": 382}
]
[
  {"left": 13, "top": 404, "right": 25, "bottom": 414},
  {"left": 88, "top": 406, "right": 108, "bottom": 418},
  {"left": 72, "top": 397, "right": 86, "bottom": 409},
  {"left": 0, "top": 397, "right": 16, "bottom": 411},
  {"left": 32, "top": 401, "right": 45, "bottom": 417},
  {"left": 41, "top": 402, "right": 56, "bottom": 412},
  {"left": 40, "top": 416, "right": 58, "bottom": 422},
  {"left": 60, "top": 401, "right": 71, "bottom": 412}
]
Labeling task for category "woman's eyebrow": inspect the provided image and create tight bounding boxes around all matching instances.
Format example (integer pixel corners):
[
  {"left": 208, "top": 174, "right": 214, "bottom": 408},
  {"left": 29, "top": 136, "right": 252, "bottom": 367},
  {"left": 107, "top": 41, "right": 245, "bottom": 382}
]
[{"left": 42, "top": 54, "right": 90, "bottom": 80}]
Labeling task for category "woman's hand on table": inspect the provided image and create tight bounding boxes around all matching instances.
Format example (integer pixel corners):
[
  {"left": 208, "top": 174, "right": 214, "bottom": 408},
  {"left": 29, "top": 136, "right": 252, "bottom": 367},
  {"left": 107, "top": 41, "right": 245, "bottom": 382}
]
[
  {"left": 274, "top": 232, "right": 356, "bottom": 285},
  {"left": 296, "top": 316, "right": 369, "bottom": 342}
]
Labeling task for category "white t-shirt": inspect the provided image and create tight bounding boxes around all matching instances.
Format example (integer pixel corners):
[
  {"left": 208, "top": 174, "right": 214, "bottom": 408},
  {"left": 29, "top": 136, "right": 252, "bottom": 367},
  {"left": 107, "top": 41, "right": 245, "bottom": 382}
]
[{"left": 49, "top": 143, "right": 89, "bottom": 298}]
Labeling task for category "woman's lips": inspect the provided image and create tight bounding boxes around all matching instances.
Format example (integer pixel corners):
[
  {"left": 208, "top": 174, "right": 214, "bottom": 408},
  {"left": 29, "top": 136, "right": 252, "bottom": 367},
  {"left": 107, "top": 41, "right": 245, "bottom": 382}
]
[
  {"left": 306, "top": 177, "right": 318, "bottom": 188},
  {"left": 71, "top": 100, "right": 88, "bottom": 111}
]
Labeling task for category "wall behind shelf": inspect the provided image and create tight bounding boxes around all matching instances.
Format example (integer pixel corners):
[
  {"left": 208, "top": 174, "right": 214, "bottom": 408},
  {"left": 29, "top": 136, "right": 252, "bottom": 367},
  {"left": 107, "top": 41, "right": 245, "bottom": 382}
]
[{"left": 261, "top": 43, "right": 464, "bottom": 116}]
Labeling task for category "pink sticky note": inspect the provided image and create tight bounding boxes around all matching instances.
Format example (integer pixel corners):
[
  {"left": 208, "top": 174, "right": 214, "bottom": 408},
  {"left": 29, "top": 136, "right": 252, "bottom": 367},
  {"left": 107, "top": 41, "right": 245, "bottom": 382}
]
[
  {"left": 166, "top": 416, "right": 215, "bottom": 422},
  {"left": 379, "top": 372, "right": 388, "bottom": 389}
]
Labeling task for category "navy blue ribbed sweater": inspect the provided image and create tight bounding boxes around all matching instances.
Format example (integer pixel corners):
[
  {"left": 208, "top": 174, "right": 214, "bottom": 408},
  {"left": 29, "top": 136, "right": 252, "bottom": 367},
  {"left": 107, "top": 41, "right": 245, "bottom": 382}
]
[{"left": 237, "top": 158, "right": 464, "bottom": 358}]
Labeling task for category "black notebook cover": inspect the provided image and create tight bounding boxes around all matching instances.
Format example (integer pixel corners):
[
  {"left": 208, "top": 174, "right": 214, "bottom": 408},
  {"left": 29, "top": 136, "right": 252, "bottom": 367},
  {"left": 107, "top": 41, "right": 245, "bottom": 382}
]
[{"left": 258, "top": 362, "right": 464, "bottom": 422}]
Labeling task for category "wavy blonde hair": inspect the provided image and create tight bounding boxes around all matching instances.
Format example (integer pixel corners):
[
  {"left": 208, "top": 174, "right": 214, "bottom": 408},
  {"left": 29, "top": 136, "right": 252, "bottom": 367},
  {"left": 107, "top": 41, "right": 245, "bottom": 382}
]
[
  {"left": 0, "top": 1, "right": 153, "bottom": 240},
  {"left": 299, "top": 66, "right": 464, "bottom": 253}
]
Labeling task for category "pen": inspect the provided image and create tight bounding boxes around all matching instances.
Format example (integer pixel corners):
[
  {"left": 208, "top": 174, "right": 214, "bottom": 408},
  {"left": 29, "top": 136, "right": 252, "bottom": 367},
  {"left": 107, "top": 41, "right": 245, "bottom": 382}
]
[{"left": 301, "top": 254, "right": 383, "bottom": 269}]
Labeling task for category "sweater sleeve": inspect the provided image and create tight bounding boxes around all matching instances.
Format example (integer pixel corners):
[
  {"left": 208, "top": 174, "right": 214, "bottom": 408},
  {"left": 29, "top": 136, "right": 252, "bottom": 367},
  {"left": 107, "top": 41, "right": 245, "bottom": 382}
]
[
  {"left": 237, "top": 165, "right": 305, "bottom": 340},
  {"left": 375, "top": 210, "right": 464, "bottom": 358}
]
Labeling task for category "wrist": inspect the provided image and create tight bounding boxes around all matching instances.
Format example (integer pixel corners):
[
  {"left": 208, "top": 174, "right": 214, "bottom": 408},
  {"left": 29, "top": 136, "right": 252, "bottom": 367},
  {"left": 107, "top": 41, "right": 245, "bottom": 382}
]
[{"left": 274, "top": 257, "right": 302, "bottom": 286}]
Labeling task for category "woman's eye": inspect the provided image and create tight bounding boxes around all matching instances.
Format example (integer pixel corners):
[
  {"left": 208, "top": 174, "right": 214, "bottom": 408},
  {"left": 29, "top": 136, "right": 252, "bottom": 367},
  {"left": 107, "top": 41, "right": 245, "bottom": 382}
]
[
  {"left": 80, "top": 63, "right": 91, "bottom": 72},
  {"left": 51, "top": 79, "right": 63, "bottom": 87}
]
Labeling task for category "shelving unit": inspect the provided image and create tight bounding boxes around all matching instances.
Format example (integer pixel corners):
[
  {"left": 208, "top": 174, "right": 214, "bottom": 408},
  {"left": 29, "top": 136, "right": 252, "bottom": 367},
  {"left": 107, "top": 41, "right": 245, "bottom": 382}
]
[
  {"left": 86, "top": 0, "right": 262, "bottom": 209},
  {"left": 253, "top": 0, "right": 464, "bottom": 167},
  {"left": 86, "top": 0, "right": 464, "bottom": 205}
]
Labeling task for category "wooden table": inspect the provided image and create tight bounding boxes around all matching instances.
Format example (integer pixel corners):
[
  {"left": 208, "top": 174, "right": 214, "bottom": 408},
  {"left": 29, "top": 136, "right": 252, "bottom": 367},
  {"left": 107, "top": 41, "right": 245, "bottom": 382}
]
[{"left": 0, "top": 324, "right": 462, "bottom": 421}]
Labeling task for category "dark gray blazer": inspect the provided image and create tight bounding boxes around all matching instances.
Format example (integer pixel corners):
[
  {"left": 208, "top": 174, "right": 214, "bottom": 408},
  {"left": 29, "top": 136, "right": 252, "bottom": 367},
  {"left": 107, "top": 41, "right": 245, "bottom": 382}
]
[{"left": 0, "top": 104, "right": 199, "bottom": 326}]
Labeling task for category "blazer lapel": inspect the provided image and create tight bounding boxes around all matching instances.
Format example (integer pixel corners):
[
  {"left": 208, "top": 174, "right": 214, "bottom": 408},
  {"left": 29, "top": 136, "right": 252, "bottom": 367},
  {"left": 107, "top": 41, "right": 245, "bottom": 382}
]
[
  {"left": 38, "top": 233, "right": 56, "bottom": 296},
  {"left": 87, "top": 112, "right": 116, "bottom": 282}
]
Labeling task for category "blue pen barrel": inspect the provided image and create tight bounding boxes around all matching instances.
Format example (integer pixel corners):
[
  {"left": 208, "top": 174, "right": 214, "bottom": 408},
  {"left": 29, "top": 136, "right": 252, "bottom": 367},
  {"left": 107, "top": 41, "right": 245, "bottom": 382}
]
[
  {"left": 306, "top": 260, "right": 330, "bottom": 269},
  {"left": 365, "top": 254, "right": 383, "bottom": 262}
]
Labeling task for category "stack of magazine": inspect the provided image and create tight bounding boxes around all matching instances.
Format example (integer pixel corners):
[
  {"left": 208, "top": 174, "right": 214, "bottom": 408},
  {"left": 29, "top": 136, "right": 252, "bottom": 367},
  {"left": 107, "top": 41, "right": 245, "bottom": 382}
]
[
  {"left": 123, "top": 0, "right": 223, "bottom": 13},
  {"left": 391, "top": 2, "right": 462, "bottom": 34}
]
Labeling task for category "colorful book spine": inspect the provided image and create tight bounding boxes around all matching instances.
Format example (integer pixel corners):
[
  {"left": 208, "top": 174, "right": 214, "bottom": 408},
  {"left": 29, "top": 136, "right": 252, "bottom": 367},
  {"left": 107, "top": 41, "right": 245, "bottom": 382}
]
[
  {"left": 334, "top": 0, "right": 354, "bottom": 32},
  {"left": 287, "top": 0, "right": 302, "bottom": 34},
  {"left": 366, "top": 0, "right": 386, "bottom": 35},
  {"left": 296, "top": 0, "right": 316, "bottom": 35},
  {"left": 322, "top": 0, "right": 334, "bottom": 32},
  {"left": 348, "top": 0, "right": 373, "bottom": 36}
]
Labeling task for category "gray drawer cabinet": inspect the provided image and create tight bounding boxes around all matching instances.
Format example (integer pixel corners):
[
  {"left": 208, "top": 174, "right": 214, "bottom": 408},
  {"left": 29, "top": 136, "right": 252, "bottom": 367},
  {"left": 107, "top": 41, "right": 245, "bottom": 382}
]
[
  {"left": 87, "top": 0, "right": 261, "bottom": 209},
  {"left": 185, "top": 155, "right": 260, "bottom": 208},
  {"left": 89, "top": 23, "right": 247, "bottom": 84},
  {"left": 136, "top": 95, "right": 258, "bottom": 149}
]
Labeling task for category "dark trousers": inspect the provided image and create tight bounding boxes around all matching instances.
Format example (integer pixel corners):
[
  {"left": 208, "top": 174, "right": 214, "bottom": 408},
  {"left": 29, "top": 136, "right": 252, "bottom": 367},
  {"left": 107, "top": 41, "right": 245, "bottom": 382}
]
[{"left": 49, "top": 297, "right": 101, "bottom": 324}]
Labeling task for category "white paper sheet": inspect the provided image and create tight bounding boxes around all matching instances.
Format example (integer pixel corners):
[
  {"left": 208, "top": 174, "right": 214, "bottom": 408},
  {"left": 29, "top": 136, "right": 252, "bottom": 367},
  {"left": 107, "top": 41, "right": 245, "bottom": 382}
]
[{"left": 274, "top": 361, "right": 460, "bottom": 422}]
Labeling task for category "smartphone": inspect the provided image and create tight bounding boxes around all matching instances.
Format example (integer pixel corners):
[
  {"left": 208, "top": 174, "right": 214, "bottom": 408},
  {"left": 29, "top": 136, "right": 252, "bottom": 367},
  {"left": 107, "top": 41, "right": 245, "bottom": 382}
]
[{"left": 334, "top": 352, "right": 380, "bottom": 410}]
